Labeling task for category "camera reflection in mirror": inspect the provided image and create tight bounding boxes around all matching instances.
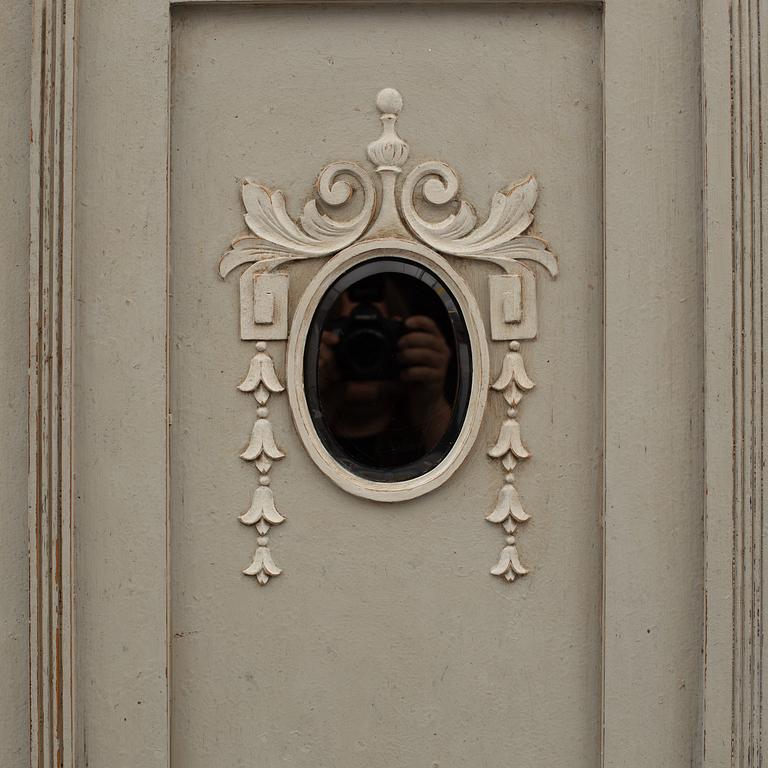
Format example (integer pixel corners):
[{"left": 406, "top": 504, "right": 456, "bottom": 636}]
[{"left": 304, "top": 258, "right": 472, "bottom": 482}]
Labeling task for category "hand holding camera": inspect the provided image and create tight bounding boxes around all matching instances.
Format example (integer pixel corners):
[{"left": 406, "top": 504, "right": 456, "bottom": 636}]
[
  {"left": 314, "top": 270, "right": 456, "bottom": 454},
  {"left": 397, "top": 315, "right": 451, "bottom": 389},
  {"left": 319, "top": 306, "right": 450, "bottom": 393}
]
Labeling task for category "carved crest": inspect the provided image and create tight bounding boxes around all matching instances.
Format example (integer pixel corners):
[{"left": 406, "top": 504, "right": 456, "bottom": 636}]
[{"left": 220, "top": 88, "right": 558, "bottom": 585}]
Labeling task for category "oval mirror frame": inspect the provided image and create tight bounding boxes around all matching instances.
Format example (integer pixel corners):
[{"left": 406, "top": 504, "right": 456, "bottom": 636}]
[{"left": 287, "top": 239, "right": 490, "bottom": 502}]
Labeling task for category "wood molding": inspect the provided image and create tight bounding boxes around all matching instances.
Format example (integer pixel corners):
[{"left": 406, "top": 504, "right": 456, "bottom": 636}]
[
  {"left": 728, "top": 1, "right": 766, "bottom": 761},
  {"left": 703, "top": 0, "right": 766, "bottom": 765},
  {"left": 28, "top": 0, "right": 77, "bottom": 765}
]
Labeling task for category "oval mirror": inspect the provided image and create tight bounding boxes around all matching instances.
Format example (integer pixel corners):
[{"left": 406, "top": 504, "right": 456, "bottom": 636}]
[{"left": 303, "top": 257, "right": 473, "bottom": 483}]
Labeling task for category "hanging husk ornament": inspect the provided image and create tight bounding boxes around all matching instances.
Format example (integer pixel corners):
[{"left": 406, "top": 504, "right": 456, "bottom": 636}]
[
  {"left": 238, "top": 341, "right": 285, "bottom": 402},
  {"left": 241, "top": 408, "right": 285, "bottom": 462},
  {"left": 239, "top": 484, "right": 286, "bottom": 528},
  {"left": 243, "top": 537, "right": 282, "bottom": 585},
  {"left": 488, "top": 411, "right": 530, "bottom": 460},
  {"left": 490, "top": 536, "right": 529, "bottom": 583},
  {"left": 491, "top": 340, "right": 534, "bottom": 406},
  {"left": 486, "top": 482, "right": 531, "bottom": 525}
]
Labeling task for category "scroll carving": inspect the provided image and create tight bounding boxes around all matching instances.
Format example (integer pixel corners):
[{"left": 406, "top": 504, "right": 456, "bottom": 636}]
[
  {"left": 400, "top": 163, "right": 558, "bottom": 277},
  {"left": 220, "top": 88, "right": 557, "bottom": 585},
  {"left": 220, "top": 162, "right": 376, "bottom": 278}
]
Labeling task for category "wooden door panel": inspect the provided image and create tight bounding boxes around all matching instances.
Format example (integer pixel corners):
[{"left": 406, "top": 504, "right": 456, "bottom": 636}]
[
  {"left": 20, "top": 1, "right": 710, "bottom": 766},
  {"left": 169, "top": 6, "right": 602, "bottom": 767}
]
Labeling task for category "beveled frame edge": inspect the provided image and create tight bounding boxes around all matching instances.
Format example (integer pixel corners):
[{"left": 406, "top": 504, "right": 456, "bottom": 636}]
[
  {"left": 285, "top": 239, "right": 490, "bottom": 502},
  {"left": 702, "top": 1, "right": 766, "bottom": 766},
  {"left": 28, "top": 0, "right": 77, "bottom": 766}
]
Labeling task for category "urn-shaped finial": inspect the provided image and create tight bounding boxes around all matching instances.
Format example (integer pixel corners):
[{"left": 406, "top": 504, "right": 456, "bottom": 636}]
[{"left": 366, "top": 88, "right": 409, "bottom": 172}]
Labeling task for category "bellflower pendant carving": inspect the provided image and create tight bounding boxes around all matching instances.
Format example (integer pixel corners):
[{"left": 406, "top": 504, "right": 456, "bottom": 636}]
[
  {"left": 219, "top": 88, "right": 557, "bottom": 585},
  {"left": 487, "top": 341, "right": 535, "bottom": 581},
  {"left": 236, "top": 341, "right": 286, "bottom": 584}
]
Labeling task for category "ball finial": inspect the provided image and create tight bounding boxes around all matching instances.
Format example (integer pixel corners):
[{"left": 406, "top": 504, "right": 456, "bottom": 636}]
[{"left": 376, "top": 88, "right": 403, "bottom": 116}]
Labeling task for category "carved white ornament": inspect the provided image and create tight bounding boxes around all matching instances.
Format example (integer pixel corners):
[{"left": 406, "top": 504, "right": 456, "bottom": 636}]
[
  {"left": 487, "top": 341, "right": 535, "bottom": 581},
  {"left": 220, "top": 88, "right": 557, "bottom": 584},
  {"left": 236, "top": 341, "right": 286, "bottom": 584}
]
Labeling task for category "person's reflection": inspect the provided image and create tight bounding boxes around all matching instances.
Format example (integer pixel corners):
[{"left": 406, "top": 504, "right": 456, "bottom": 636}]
[{"left": 317, "top": 275, "right": 453, "bottom": 467}]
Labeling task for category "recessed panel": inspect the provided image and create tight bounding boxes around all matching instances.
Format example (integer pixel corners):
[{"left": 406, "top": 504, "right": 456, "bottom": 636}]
[{"left": 171, "top": 5, "right": 603, "bottom": 768}]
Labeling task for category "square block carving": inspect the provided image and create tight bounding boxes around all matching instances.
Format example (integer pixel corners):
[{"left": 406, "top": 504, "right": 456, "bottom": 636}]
[
  {"left": 239, "top": 268, "right": 289, "bottom": 340},
  {"left": 489, "top": 266, "right": 537, "bottom": 340}
]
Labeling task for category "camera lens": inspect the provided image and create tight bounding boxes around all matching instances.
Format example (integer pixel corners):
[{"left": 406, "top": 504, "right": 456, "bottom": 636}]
[{"left": 344, "top": 328, "right": 389, "bottom": 377}]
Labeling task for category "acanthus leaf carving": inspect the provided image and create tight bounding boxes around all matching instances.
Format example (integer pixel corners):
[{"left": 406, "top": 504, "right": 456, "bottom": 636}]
[
  {"left": 400, "top": 162, "right": 558, "bottom": 277},
  {"left": 219, "top": 161, "right": 376, "bottom": 278}
]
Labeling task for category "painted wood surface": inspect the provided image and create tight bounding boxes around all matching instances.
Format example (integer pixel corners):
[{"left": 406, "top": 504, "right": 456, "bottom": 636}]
[
  {"left": 16, "top": 0, "right": 748, "bottom": 767},
  {"left": 74, "top": 1, "right": 171, "bottom": 765},
  {"left": 602, "top": 1, "right": 705, "bottom": 766},
  {"left": 0, "top": 2, "right": 31, "bottom": 767},
  {"left": 170, "top": 6, "right": 601, "bottom": 766}
]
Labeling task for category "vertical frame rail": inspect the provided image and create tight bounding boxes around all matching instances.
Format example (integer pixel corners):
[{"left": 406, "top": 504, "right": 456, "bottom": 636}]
[
  {"left": 29, "top": 0, "right": 77, "bottom": 765},
  {"left": 703, "top": 0, "right": 767, "bottom": 765}
]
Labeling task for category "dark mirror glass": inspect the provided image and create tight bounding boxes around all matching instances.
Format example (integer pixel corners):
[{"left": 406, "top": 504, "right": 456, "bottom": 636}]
[{"left": 304, "top": 257, "right": 472, "bottom": 482}]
